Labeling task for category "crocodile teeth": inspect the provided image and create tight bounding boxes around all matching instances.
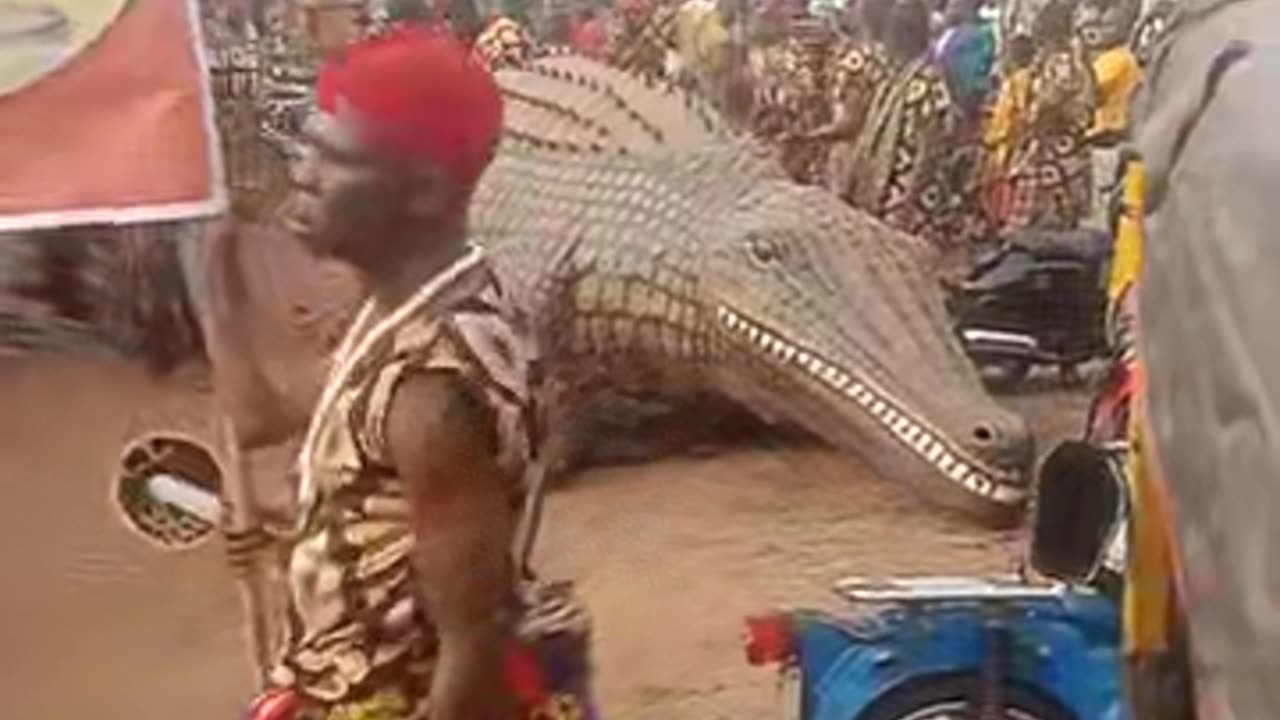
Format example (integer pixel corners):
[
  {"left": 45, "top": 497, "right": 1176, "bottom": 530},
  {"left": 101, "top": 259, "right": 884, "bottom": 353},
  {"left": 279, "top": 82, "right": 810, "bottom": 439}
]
[
  {"left": 937, "top": 453, "right": 956, "bottom": 474},
  {"left": 914, "top": 433, "right": 934, "bottom": 453},
  {"left": 716, "top": 307, "right": 1015, "bottom": 503}
]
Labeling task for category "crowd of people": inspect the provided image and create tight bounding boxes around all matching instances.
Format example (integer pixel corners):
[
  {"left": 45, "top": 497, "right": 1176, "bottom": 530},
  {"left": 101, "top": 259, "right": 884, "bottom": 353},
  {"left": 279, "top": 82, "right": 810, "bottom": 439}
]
[
  {"left": 444, "top": 0, "right": 1147, "bottom": 266},
  {"left": 737, "top": 0, "right": 1144, "bottom": 260},
  {"left": 203, "top": 0, "right": 1149, "bottom": 272}
]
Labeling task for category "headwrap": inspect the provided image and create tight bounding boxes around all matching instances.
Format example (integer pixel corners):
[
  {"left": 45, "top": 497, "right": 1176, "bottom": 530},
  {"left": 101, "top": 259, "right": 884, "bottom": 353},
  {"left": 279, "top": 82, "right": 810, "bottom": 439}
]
[{"left": 316, "top": 25, "right": 503, "bottom": 188}]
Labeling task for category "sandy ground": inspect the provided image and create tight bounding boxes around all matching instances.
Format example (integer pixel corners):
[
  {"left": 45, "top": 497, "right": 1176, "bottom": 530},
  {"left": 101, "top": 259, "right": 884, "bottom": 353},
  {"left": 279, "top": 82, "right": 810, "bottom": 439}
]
[{"left": 0, "top": 358, "right": 1087, "bottom": 720}]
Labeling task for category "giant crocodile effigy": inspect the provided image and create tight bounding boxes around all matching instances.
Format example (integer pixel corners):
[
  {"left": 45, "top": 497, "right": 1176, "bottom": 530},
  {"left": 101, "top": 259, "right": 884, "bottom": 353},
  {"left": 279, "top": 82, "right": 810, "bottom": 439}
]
[{"left": 0, "top": 53, "right": 1033, "bottom": 526}]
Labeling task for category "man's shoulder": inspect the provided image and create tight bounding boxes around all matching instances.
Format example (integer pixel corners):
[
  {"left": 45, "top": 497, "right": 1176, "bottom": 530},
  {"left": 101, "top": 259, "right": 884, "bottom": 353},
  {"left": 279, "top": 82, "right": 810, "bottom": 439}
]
[{"left": 392, "top": 259, "right": 534, "bottom": 399}]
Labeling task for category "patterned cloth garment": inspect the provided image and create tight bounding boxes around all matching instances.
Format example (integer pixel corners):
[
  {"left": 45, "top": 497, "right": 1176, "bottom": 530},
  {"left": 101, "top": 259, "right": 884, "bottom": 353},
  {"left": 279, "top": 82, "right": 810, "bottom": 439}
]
[
  {"left": 1129, "top": 0, "right": 1178, "bottom": 68},
  {"left": 605, "top": 0, "right": 681, "bottom": 80},
  {"left": 203, "top": 17, "right": 276, "bottom": 218},
  {"left": 823, "top": 39, "right": 894, "bottom": 199},
  {"left": 981, "top": 64, "right": 1033, "bottom": 226},
  {"left": 1075, "top": 0, "right": 1141, "bottom": 53},
  {"left": 474, "top": 16, "right": 535, "bottom": 70},
  {"left": 200, "top": 9, "right": 321, "bottom": 219},
  {"left": 750, "top": 30, "right": 842, "bottom": 184},
  {"left": 841, "top": 55, "right": 965, "bottom": 249},
  {"left": 1002, "top": 40, "right": 1096, "bottom": 232},
  {"left": 267, "top": 253, "right": 593, "bottom": 720}
]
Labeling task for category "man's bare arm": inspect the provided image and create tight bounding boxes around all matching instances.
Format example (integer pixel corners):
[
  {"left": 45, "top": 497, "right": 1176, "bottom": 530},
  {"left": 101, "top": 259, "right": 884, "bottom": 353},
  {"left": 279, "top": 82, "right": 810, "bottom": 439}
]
[
  {"left": 203, "top": 222, "right": 316, "bottom": 449},
  {"left": 386, "top": 371, "right": 518, "bottom": 720}
]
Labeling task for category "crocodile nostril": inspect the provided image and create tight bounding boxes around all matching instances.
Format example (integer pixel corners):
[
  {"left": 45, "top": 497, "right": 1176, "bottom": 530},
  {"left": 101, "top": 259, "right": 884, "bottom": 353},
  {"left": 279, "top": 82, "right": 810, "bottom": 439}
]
[{"left": 973, "top": 424, "right": 997, "bottom": 444}]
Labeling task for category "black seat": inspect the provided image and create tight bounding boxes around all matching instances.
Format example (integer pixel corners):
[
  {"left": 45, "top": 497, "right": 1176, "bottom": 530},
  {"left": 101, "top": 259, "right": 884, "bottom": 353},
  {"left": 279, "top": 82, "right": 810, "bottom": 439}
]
[{"left": 1007, "top": 228, "right": 1113, "bottom": 265}]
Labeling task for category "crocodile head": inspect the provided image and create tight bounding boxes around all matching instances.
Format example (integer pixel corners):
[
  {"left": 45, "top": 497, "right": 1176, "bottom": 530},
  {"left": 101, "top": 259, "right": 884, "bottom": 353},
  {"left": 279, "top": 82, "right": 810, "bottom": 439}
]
[{"left": 699, "top": 180, "right": 1034, "bottom": 527}]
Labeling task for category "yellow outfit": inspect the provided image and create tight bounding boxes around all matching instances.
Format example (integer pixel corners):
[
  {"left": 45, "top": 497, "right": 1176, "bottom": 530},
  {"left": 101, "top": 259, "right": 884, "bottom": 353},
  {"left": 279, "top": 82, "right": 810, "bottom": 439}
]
[
  {"left": 1107, "top": 154, "right": 1145, "bottom": 306},
  {"left": 675, "top": 0, "right": 729, "bottom": 80},
  {"left": 1089, "top": 46, "right": 1142, "bottom": 140},
  {"left": 1107, "top": 157, "right": 1179, "bottom": 656},
  {"left": 984, "top": 68, "right": 1031, "bottom": 174}
]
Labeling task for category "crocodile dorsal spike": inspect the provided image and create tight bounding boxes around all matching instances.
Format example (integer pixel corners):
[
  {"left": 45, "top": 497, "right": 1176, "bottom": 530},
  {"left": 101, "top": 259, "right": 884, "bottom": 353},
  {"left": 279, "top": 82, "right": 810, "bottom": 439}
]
[{"left": 498, "top": 54, "right": 701, "bottom": 154}]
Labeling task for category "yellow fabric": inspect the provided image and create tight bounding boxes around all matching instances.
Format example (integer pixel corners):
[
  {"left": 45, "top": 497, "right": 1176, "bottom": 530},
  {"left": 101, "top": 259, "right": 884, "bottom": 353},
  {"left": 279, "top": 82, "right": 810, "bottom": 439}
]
[
  {"left": 321, "top": 690, "right": 411, "bottom": 720},
  {"left": 675, "top": 1, "right": 729, "bottom": 77},
  {"left": 984, "top": 68, "right": 1031, "bottom": 171},
  {"left": 1124, "top": 379, "right": 1178, "bottom": 655},
  {"left": 1089, "top": 46, "right": 1142, "bottom": 139},
  {"left": 1111, "top": 156, "right": 1179, "bottom": 656},
  {"left": 1108, "top": 155, "right": 1145, "bottom": 303}
]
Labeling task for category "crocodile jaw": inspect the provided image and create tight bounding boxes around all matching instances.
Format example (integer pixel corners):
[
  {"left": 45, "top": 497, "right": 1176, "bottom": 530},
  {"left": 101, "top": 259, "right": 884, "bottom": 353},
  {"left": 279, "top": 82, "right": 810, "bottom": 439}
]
[{"left": 715, "top": 304, "right": 1030, "bottom": 514}]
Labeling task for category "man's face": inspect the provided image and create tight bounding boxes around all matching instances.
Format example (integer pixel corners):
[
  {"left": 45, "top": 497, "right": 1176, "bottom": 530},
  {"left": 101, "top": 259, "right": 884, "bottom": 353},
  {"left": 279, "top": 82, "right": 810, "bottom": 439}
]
[{"left": 284, "top": 112, "right": 408, "bottom": 262}]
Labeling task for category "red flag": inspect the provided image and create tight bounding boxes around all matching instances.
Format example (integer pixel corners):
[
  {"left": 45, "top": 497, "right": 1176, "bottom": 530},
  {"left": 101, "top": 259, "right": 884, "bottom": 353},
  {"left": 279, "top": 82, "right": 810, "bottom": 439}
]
[{"left": 0, "top": 0, "right": 225, "bottom": 230}]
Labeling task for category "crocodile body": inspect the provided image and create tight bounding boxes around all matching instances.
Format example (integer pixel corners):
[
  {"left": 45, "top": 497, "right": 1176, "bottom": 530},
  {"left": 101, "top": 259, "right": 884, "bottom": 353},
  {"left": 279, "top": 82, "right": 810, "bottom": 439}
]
[{"left": 0, "top": 53, "right": 1032, "bottom": 525}]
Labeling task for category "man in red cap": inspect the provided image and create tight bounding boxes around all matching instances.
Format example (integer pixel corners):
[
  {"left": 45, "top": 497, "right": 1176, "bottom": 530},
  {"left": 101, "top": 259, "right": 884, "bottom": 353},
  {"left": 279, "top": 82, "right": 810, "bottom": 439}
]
[{"left": 205, "top": 25, "right": 593, "bottom": 720}]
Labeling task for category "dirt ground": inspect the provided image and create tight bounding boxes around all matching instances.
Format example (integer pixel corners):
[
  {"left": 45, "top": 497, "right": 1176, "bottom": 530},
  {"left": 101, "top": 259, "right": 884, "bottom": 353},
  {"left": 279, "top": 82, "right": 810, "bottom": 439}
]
[{"left": 0, "top": 358, "right": 1088, "bottom": 720}]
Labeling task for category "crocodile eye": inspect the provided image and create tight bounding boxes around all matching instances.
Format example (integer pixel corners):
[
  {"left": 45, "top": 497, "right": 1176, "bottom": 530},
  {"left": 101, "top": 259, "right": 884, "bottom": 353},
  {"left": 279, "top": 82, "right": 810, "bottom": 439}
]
[{"left": 747, "top": 234, "right": 785, "bottom": 265}]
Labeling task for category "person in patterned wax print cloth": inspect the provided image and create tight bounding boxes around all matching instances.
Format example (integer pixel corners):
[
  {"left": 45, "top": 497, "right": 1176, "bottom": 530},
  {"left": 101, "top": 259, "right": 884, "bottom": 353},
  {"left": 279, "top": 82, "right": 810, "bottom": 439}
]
[
  {"left": 750, "top": 17, "right": 843, "bottom": 184},
  {"left": 208, "top": 26, "right": 597, "bottom": 720},
  {"left": 842, "top": 0, "right": 969, "bottom": 255},
  {"left": 474, "top": 13, "right": 536, "bottom": 70},
  {"left": 1000, "top": 0, "right": 1095, "bottom": 233},
  {"left": 807, "top": 0, "right": 896, "bottom": 203}
]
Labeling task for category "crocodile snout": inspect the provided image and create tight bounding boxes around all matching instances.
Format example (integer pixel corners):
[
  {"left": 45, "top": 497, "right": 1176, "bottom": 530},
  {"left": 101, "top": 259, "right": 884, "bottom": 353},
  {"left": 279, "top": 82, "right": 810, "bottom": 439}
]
[{"left": 968, "top": 412, "right": 1036, "bottom": 481}]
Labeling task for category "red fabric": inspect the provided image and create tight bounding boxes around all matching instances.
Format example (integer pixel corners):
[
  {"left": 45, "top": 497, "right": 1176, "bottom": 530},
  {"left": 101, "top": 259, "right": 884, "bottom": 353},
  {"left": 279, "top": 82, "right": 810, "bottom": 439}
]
[
  {"left": 243, "top": 688, "right": 302, "bottom": 720},
  {"left": 503, "top": 641, "right": 548, "bottom": 705},
  {"left": 316, "top": 25, "right": 502, "bottom": 186},
  {"left": 571, "top": 17, "right": 608, "bottom": 59},
  {"left": 982, "top": 176, "right": 1015, "bottom": 228}
]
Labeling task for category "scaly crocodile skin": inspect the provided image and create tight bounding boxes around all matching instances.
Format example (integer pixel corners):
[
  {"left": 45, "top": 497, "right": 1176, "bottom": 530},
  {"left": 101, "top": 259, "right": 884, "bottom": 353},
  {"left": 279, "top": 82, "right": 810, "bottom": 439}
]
[{"left": 0, "top": 53, "right": 1032, "bottom": 526}]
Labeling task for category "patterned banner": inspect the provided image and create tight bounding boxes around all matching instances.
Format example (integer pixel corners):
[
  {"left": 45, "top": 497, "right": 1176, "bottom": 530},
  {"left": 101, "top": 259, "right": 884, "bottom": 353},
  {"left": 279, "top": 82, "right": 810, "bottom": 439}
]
[{"left": 0, "top": 0, "right": 224, "bottom": 230}]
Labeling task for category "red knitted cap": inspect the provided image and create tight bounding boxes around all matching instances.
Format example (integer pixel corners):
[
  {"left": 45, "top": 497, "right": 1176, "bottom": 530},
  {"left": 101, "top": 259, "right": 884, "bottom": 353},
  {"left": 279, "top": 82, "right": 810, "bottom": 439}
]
[{"left": 316, "top": 25, "right": 503, "bottom": 187}]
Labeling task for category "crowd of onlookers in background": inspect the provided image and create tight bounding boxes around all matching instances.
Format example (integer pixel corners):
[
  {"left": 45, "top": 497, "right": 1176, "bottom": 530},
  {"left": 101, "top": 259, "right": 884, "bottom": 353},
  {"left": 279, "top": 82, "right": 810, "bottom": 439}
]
[
  {"left": 464, "top": 0, "right": 1153, "bottom": 267},
  {"left": 202, "top": 0, "right": 1160, "bottom": 264}
]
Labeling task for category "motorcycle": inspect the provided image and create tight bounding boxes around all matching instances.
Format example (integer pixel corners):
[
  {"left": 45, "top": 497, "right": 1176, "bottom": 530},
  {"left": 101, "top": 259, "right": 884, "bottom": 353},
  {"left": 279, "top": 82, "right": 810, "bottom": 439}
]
[
  {"left": 744, "top": 438, "right": 1133, "bottom": 720},
  {"left": 945, "top": 228, "right": 1113, "bottom": 391}
]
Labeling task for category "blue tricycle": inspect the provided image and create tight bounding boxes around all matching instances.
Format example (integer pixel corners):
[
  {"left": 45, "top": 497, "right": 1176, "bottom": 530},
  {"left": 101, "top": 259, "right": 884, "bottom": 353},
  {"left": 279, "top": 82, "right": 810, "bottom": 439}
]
[{"left": 744, "top": 437, "right": 1134, "bottom": 720}]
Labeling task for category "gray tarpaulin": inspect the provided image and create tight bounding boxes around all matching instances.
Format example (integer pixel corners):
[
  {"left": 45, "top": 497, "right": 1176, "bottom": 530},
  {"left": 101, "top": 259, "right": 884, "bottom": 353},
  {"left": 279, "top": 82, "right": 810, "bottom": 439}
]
[{"left": 1134, "top": 0, "right": 1280, "bottom": 717}]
